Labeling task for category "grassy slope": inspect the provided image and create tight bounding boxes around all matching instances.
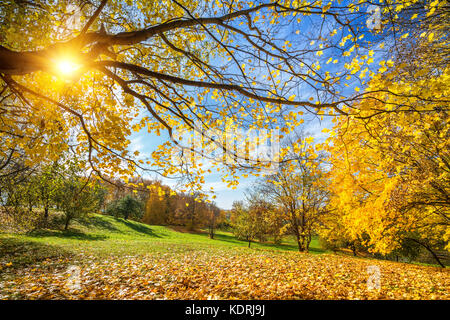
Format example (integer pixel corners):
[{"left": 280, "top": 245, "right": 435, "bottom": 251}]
[
  {"left": 0, "top": 213, "right": 324, "bottom": 263},
  {"left": 1, "top": 214, "right": 449, "bottom": 300}
]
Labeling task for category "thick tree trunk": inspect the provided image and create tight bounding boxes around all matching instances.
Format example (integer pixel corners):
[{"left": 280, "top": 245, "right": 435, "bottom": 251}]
[
  {"left": 64, "top": 217, "right": 71, "bottom": 230},
  {"left": 295, "top": 233, "right": 304, "bottom": 252},
  {"left": 42, "top": 205, "right": 49, "bottom": 227},
  {"left": 305, "top": 237, "right": 311, "bottom": 253},
  {"left": 0, "top": 46, "right": 42, "bottom": 74},
  {"left": 351, "top": 243, "right": 357, "bottom": 256},
  {"left": 290, "top": 210, "right": 304, "bottom": 252}
]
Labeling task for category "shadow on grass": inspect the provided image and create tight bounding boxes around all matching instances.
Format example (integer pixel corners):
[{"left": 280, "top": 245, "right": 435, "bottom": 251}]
[
  {"left": 78, "top": 215, "right": 120, "bottom": 232},
  {"left": 0, "top": 236, "right": 73, "bottom": 269},
  {"left": 27, "top": 229, "right": 108, "bottom": 241},
  {"left": 257, "top": 240, "right": 326, "bottom": 254},
  {"left": 168, "top": 226, "right": 208, "bottom": 234},
  {"left": 306, "top": 247, "right": 327, "bottom": 254},
  {"left": 120, "top": 219, "right": 161, "bottom": 238},
  {"left": 79, "top": 214, "right": 162, "bottom": 238},
  {"left": 210, "top": 232, "right": 327, "bottom": 253},
  {"left": 212, "top": 232, "right": 246, "bottom": 245}
]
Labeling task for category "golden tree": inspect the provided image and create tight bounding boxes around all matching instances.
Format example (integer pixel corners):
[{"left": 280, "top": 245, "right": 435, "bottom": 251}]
[
  {"left": 0, "top": 0, "right": 447, "bottom": 199},
  {"left": 324, "top": 35, "right": 449, "bottom": 265}
]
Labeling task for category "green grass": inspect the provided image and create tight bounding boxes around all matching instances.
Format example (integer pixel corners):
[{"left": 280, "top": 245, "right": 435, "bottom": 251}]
[
  {"left": 0, "top": 214, "right": 326, "bottom": 269},
  {"left": 2, "top": 214, "right": 448, "bottom": 300}
]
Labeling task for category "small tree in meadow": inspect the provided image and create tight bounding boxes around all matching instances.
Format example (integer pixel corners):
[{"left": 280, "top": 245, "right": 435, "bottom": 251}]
[
  {"left": 54, "top": 161, "right": 102, "bottom": 230},
  {"left": 231, "top": 201, "right": 258, "bottom": 248},
  {"left": 106, "top": 194, "right": 144, "bottom": 220}
]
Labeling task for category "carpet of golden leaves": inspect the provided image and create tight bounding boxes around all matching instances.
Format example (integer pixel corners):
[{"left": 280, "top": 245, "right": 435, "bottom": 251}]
[{"left": 1, "top": 249, "right": 449, "bottom": 299}]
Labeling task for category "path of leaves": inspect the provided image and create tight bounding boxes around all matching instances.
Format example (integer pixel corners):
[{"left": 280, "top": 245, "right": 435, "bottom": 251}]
[{"left": 1, "top": 249, "right": 449, "bottom": 299}]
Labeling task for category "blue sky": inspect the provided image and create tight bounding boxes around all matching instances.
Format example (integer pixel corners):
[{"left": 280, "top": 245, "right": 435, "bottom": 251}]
[
  {"left": 128, "top": 112, "right": 333, "bottom": 210},
  {"left": 126, "top": 1, "right": 391, "bottom": 210}
]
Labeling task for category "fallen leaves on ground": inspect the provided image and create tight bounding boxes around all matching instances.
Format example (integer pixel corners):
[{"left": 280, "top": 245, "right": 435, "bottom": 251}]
[{"left": 1, "top": 249, "right": 448, "bottom": 300}]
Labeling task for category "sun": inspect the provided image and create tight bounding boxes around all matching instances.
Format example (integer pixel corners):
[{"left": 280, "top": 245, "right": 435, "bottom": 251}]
[{"left": 57, "top": 59, "right": 80, "bottom": 75}]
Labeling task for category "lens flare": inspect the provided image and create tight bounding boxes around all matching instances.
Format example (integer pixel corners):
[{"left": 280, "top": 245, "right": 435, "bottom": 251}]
[{"left": 57, "top": 59, "right": 80, "bottom": 75}]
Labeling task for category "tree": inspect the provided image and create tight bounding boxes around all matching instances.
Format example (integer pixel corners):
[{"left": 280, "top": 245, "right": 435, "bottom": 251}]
[
  {"left": 231, "top": 201, "right": 256, "bottom": 248},
  {"left": 230, "top": 195, "right": 272, "bottom": 246},
  {"left": 34, "top": 162, "right": 61, "bottom": 225},
  {"left": 204, "top": 202, "right": 222, "bottom": 239},
  {"left": 318, "top": 209, "right": 367, "bottom": 256},
  {"left": 263, "top": 207, "right": 285, "bottom": 245},
  {"left": 0, "top": 152, "right": 56, "bottom": 229},
  {"left": 313, "top": 0, "right": 450, "bottom": 266},
  {"left": 259, "top": 133, "right": 329, "bottom": 252},
  {"left": 143, "top": 186, "right": 171, "bottom": 225},
  {"left": 106, "top": 194, "right": 144, "bottom": 220},
  {"left": 0, "top": 163, "right": 39, "bottom": 228},
  {"left": 1, "top": 0, "right": 446, "bottom": 199},
  {"left": 325, "top": 53, "right": 449, "bottom": 265},
  {"left": 326, "top": 109, "right": 449, "bottom": 265},
  {"left": 1, "top": 1, "right": 448, "bottom": 260},
  {"left": 245, "top": 192, "right": 274, "bottom": 243},
  {"left": 54, "top": 160, "right": 102, "bottom": 230},
  {"left": 19, "top": 174, "right": 39, "bottom": 214}
]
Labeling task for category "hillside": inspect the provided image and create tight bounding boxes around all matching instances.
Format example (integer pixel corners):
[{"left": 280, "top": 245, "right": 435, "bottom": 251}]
[{"left": 0, "top": 214, "right": 449, "bottom": 299}]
